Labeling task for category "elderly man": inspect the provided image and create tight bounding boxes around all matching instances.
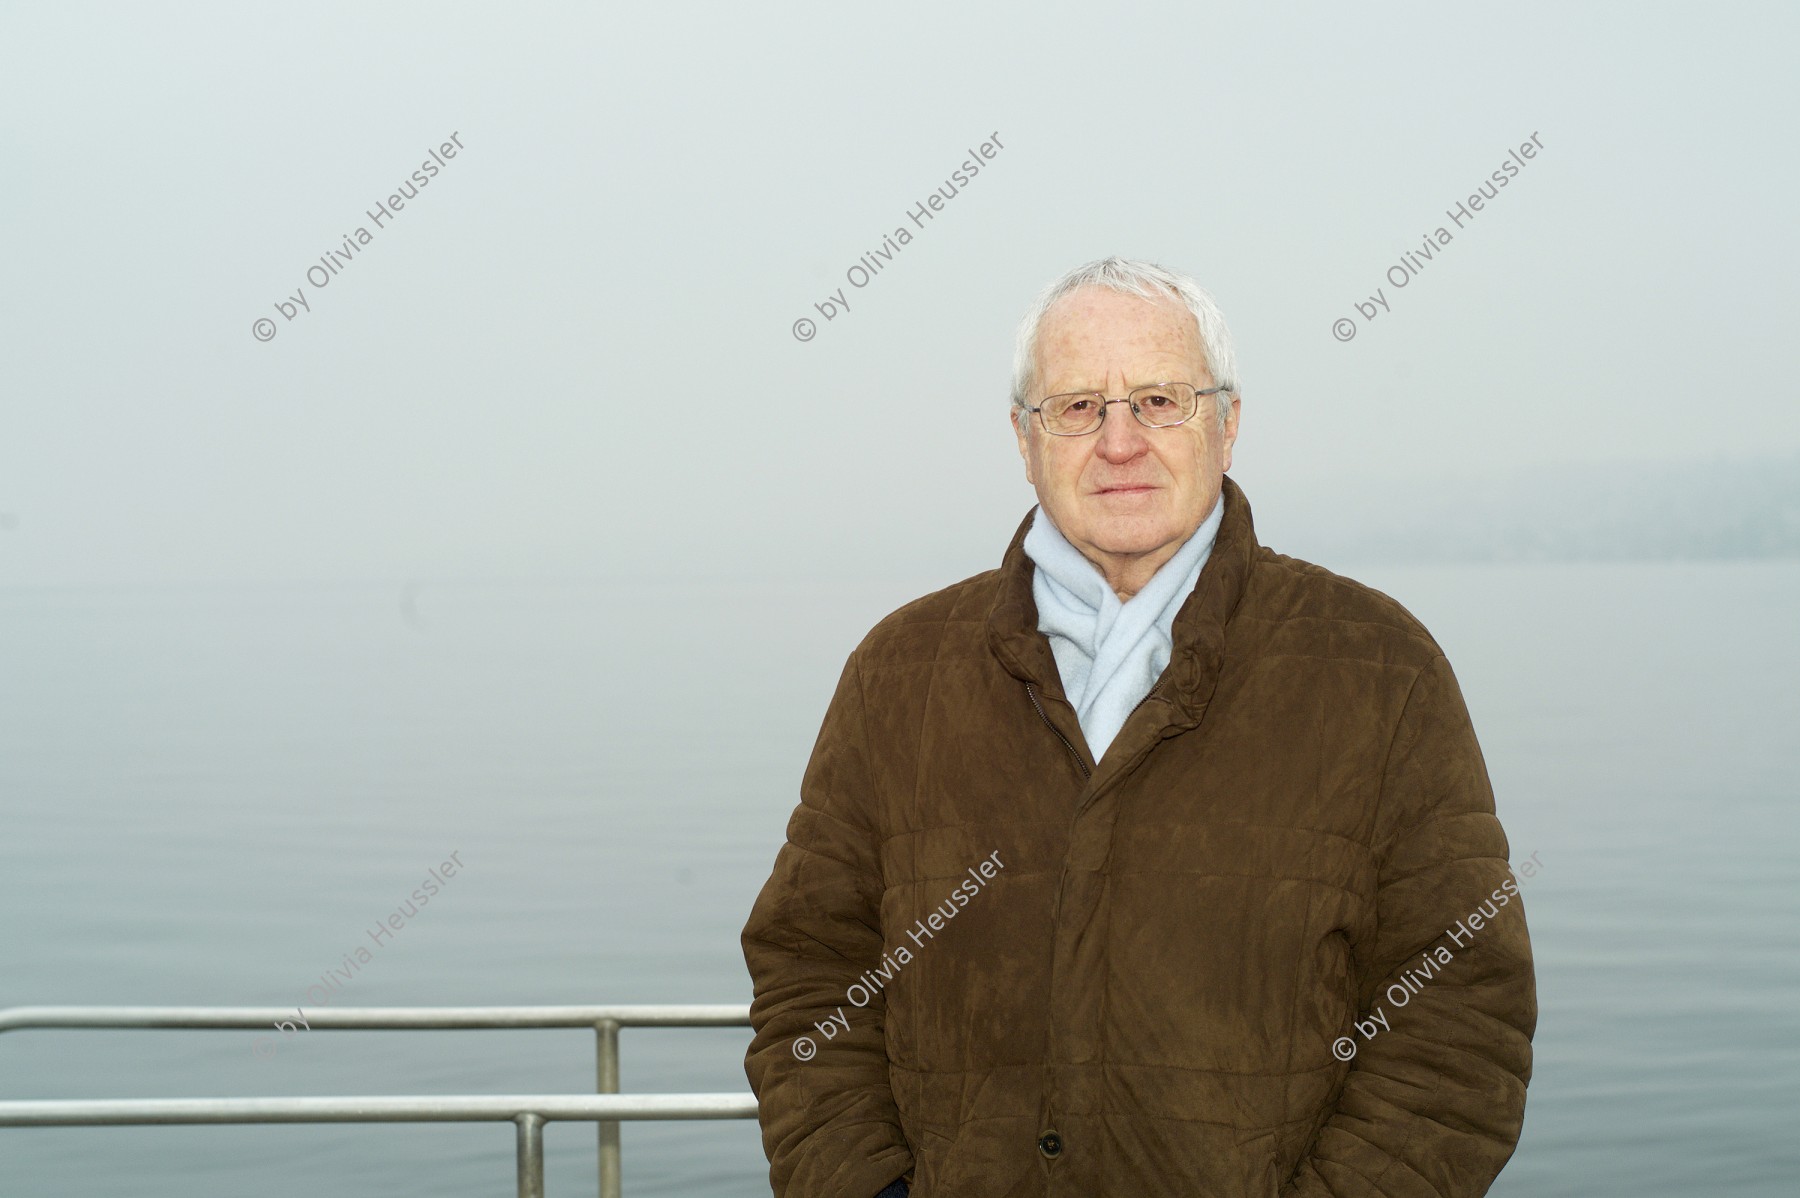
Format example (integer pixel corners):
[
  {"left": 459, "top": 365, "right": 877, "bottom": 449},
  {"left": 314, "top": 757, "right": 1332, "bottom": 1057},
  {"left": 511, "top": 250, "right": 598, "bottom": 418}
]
[{"left": 742, "top": 258, "right": 1535, "bottom": 1197}]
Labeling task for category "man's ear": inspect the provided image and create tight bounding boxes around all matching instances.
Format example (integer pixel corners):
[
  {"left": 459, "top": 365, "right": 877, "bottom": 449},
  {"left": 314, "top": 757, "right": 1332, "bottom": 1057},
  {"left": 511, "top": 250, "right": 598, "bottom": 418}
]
[
  {"left": 1012, "top": 408, "right": 1036, "bottom": 485},
  {"left": 1220, "top": 392, "right": 1241, "bottom": 474}
]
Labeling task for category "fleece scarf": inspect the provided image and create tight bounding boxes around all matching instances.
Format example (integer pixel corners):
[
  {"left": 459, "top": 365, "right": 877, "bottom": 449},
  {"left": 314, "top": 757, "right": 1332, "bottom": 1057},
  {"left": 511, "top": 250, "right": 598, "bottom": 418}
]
[{"left": 1022, "top": 492, "right": 1225, "bottom": 761}]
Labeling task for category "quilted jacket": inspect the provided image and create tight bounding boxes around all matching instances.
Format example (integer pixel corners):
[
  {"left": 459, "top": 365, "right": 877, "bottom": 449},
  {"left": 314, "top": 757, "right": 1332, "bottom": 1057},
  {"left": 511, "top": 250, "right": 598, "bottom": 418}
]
[{"left": 742, "top": 473, "right": 1536, "bottom": 1197}]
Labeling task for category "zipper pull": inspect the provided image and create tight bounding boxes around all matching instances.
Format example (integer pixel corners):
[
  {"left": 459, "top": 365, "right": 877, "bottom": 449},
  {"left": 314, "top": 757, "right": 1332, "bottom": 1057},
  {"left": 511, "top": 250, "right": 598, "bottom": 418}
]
[{"left": 1026, "top": 681, "right": 1091, "bottom": 780}]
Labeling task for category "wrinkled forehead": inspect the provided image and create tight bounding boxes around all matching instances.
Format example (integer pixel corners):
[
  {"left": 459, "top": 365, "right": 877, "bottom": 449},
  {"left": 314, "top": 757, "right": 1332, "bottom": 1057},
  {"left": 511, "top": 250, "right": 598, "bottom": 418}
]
[{"left": 1035, "top": 287, "right": 1208, "bottom": 394}]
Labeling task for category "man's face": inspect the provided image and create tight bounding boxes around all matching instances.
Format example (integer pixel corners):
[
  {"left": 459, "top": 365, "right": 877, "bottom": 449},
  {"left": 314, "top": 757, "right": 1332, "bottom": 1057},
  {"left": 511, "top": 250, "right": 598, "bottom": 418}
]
[{"left": 1014, "top": 287, "right": 1240, "bottom": 579}]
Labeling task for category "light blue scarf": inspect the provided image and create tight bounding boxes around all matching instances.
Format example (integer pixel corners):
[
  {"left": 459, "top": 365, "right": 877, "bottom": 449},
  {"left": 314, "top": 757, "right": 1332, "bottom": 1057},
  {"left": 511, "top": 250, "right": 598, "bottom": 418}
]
[{"left": 1023, "top": 494, "right": 1225, "bottom": 760}]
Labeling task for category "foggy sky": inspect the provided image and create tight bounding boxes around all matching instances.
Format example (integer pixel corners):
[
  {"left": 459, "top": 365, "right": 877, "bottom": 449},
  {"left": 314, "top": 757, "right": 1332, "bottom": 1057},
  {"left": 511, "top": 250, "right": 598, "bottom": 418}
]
[{"left": 2, "top": 1, "right": 1795, "bottom": 589}]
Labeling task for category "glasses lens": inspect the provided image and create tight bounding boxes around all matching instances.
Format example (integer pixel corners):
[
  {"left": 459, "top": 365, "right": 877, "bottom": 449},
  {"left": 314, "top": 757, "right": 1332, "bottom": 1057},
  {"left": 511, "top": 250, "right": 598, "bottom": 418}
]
[
  {"left": 1042, "top": 393, "right": 1103, "bottom": 435},
  {"left": 1131, "top": 384, "right": 1196, "bottom": 427}
]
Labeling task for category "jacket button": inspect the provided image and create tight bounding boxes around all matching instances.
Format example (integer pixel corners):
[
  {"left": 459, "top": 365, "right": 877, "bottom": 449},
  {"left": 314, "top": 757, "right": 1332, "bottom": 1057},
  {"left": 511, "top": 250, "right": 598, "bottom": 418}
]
[{"left": 1038, "top": 1131, "right": 1063, "bottom": 1159}]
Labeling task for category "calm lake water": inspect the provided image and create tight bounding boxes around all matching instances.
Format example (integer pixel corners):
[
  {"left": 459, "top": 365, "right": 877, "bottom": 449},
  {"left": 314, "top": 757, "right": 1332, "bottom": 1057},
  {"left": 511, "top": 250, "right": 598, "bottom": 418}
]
[{"left": 3, "top": 560, "right": 1797, "bottom": 1196}]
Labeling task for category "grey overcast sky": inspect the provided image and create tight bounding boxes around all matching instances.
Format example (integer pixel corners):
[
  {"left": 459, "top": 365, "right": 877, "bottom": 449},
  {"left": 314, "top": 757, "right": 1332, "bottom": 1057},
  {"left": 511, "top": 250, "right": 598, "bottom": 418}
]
[{"left": 2, "top": 0, "right": 1795, "bottom": 588}]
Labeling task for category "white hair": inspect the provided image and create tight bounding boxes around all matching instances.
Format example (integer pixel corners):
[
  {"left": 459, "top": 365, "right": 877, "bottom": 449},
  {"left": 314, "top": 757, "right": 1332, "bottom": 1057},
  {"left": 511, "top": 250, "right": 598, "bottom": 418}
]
[{"left": 1010, "top": 257, "right": 1239, "bottom": 434}]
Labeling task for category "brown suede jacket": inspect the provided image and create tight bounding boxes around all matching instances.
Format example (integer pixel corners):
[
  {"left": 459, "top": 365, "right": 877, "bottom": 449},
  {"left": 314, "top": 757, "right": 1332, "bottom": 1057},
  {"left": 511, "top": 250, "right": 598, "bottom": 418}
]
[{"left": 743, "top": 474, "right": 1536, "bottom": 1197}]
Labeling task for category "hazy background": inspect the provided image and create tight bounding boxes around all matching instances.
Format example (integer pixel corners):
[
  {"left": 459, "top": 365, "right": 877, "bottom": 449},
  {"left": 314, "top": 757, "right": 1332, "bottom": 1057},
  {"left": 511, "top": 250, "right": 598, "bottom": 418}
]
[
  {"left": 4, "top": 0, "right": 1797, "bottom": 587},
  {"left": 2, "top": 1, "right": 1796, "bottom": 1195}
]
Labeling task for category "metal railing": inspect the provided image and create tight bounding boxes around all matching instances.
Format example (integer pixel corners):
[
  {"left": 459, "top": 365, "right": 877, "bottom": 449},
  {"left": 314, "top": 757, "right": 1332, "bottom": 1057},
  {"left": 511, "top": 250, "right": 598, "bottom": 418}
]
[{"left": 0, "top": 1004, "right": 759, "bottom": 1198}]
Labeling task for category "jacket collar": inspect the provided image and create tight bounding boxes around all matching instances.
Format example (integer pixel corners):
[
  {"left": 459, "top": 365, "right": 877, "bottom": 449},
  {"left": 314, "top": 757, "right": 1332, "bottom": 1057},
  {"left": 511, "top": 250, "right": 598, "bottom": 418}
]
[{"left": 986, "top": 473, "right": 1258, "bottom": 724}]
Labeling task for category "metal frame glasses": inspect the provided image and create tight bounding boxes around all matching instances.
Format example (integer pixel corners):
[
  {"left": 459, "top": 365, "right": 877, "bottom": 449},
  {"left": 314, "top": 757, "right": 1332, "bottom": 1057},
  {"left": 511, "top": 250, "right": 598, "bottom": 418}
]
[{"left": 1024, "top": 382, "right": 1231, "bottom": 437}]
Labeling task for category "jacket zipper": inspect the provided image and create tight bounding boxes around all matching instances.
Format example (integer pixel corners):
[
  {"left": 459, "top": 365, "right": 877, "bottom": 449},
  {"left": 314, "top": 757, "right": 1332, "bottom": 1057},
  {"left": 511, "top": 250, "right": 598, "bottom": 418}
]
[
  {"left": 1126, "top": 681, "right": 1164, "bottom": 724},
  {"left": 1026, "top": 681, "right": 1091, "bottom": 780}
]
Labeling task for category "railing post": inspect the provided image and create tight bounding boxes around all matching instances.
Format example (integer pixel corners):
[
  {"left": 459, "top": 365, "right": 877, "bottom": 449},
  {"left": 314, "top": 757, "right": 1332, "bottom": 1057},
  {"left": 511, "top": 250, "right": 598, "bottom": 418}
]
[
  {"left": 515, "top": 1112, "right": 546, "bottom": 1198},
  {"left": 595, "top": 1018, "right": 622, "bottom": 1198}
]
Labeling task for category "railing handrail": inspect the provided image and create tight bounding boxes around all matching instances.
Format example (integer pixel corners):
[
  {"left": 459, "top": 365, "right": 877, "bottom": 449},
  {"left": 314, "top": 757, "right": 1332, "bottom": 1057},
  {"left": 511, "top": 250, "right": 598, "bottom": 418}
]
[
  {"left": 0, "top": 1004, "right": 762, "bottom": 1198},
  {"left": 0, "top": 1092, "right": 758, "bottom": 1125},
  {"left": 0, "top": 1004, "right": 753, "bottom": 1031}
]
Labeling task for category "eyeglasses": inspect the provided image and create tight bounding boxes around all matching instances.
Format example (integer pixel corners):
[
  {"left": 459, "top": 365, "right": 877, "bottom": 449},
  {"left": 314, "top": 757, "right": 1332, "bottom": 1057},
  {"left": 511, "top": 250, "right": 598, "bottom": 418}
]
[{"left": 1024, "top": 382, "right": 1231, "bottom": 437}]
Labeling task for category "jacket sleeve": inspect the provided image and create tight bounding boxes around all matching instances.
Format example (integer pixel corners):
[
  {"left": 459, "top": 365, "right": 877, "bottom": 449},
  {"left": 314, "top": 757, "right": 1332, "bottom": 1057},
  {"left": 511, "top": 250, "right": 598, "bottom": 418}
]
[
  {"left": 1284, "top": 653, "right": 1537, "bottom": 1198},
  {"left": 742, "top": 647, "right": 914, "bottom": 1198}
]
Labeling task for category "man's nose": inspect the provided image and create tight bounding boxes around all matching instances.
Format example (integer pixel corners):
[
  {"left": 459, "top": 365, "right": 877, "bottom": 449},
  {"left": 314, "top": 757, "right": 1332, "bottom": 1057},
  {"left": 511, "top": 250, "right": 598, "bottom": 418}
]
[{"left": 1095, "top": 399, "right": 1149, "bottom": 461}]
